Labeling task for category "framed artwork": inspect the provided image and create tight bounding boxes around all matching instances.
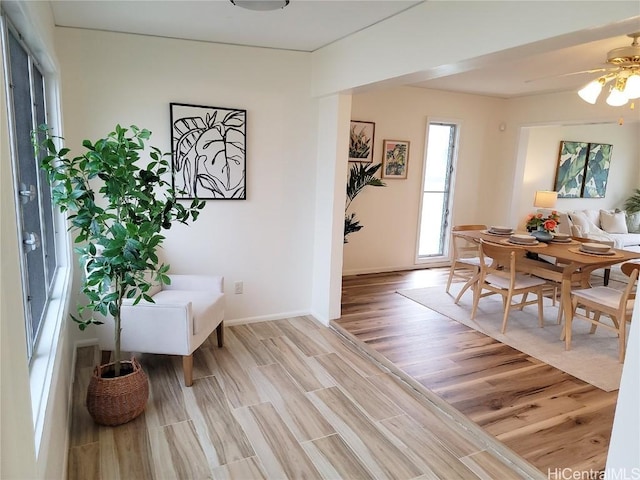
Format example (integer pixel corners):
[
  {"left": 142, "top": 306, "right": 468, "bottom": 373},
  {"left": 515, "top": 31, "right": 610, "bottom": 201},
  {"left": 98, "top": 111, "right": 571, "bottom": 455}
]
[
  {"left": 554, "top": 141, "right": 613, "bottom": 198},
  {"left": 583, "top": 143, "right": 612, "bottom": 198},
  {"left": 554, "top": 141, "right": 588, "bottom": 198},
  {"left": 170, "top": 102, "right": 246, "bottom": 200},
  {"left": 382, "top": 140, "right": 410, "bottom": 179},
  {"left": 349, "top": 120, "right": 375, "bottom": 162}
]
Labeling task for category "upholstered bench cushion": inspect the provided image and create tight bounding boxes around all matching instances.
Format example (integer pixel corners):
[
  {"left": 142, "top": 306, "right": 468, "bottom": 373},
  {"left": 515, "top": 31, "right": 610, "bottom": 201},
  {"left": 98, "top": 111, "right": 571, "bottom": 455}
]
[{"left": 152, "top": 290, "right": 224, "bottom": 335}]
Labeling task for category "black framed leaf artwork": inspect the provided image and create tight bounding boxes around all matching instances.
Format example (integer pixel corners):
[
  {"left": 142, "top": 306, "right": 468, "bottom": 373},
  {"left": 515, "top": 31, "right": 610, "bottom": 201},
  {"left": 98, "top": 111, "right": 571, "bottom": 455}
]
[
  {"left": 554, "top": 141, "right": 588, "bottom": 198},
  {"left": 554, "top": 141, "right": 612, "bottom": 198},
  {"left": 583, "top": 143, "right": 613, "bottom": 198},
  {"left": 171, "top": 102, "right": 246, "bottom": 200}
]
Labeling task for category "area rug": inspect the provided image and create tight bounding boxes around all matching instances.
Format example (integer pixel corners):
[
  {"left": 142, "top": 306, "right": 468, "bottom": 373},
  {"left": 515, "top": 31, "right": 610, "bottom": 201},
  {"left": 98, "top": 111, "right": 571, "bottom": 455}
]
[{"left": 397, "top": 283, "right": 623, "bottom": 391}]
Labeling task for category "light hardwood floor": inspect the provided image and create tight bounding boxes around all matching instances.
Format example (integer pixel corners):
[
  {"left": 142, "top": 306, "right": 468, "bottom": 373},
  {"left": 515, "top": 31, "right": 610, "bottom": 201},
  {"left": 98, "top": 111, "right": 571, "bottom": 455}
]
[
  {"left": 68, "top": 267, "right": 621, "bottom": 479},
  {"left": 335, "top": 268, "right": 622, "bottom": 476},
  {"left": 68, "top": 316, "right": 543, "bottom": 478}
]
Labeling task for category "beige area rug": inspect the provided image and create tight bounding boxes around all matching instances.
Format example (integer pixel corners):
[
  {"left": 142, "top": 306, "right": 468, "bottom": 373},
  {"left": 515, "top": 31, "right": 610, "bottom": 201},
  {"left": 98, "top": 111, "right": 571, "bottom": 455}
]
[{"left": 397, "top": 283, "right": 623, "bottom": 392}]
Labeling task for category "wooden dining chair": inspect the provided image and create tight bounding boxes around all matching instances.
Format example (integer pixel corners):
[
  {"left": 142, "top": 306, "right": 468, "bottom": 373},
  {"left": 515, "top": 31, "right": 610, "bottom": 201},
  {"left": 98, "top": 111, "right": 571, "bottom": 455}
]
[
  {"left": 446, "top": 224, "right": 490, "bottom": 304},
  {"left": 566, "top": 261, "right": 639, "bottom": 362},
  {"left": 471, "top": 240, "right": 549, "bottom": 333}
]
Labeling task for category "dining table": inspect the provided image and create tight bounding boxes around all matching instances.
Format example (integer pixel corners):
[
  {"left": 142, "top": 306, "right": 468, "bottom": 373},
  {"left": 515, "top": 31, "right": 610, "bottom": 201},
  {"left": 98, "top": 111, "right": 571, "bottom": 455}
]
[{"left": 454, "top": 229, "right": 640, "bottom": 341}]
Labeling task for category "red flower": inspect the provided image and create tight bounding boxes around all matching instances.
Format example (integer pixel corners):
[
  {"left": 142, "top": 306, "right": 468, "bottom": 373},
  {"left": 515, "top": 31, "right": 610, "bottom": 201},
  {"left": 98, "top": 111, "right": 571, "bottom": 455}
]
[{"left": 543, "top": 219, "right": 557, "bottom": 231}]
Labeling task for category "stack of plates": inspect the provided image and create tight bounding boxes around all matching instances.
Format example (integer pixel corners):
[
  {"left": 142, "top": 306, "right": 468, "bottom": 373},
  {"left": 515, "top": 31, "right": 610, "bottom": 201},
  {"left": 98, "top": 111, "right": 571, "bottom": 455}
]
[
  {"left": 488, "top": 226, "right": 513, "bottom": 235},
  {"left": 509, "top": 234, "right": 537, "bottom": 245},
  {"left": 580, "top": 242, "right": 612, "bottom": 255},
  {"left": 551, "top": 233, "right": 571, "bottom": 243}
]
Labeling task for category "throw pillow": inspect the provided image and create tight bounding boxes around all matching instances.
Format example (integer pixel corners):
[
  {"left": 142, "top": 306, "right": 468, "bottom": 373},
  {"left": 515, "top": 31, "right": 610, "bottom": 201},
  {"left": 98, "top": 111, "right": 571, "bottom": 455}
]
[
  {"left": 569, "top": 211, "right": 592, "bottom": 234},
  {"left": 600, "top": 210, "right": 628, "bottom": 234}
]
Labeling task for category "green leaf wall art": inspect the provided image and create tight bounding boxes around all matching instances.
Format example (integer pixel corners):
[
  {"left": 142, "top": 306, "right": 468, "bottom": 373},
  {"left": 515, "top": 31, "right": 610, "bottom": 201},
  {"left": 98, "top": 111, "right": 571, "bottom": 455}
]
[
  {"left": 554, "top": 141, "right": 612, "bottom": 198},
  {"left": 583, "top": 143, "right": 612, "bottom": 198}
]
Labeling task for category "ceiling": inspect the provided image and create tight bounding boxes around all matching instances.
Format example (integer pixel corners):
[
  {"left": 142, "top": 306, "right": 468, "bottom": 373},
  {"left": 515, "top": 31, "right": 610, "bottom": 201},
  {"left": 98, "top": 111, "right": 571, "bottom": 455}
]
[{"left": 49, "top": 0, "right": 640, "bottom": 99}]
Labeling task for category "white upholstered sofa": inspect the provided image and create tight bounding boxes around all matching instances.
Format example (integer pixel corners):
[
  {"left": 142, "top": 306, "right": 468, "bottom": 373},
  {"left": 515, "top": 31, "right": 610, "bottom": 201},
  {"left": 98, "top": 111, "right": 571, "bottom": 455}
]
[
  {"left": 96, "top": 274, "right": 225, "bottom": 386},
  {"left": 554, "top": 209, "right": 640, "bottom": 249}
]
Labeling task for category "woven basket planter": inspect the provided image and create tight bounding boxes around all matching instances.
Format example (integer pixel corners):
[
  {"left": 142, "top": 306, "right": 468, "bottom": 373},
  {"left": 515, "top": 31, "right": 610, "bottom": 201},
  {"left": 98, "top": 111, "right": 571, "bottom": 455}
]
[{"left": 86, "top": 357, "right": 149, "bottom": 426}]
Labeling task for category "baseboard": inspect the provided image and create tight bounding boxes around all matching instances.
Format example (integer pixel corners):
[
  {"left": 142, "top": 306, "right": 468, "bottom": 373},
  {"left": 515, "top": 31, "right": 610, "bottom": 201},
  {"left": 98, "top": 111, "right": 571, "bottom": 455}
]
[
  {"left": 224, "top": 310, "right": 311, "bottom": 326},
  {"left": 343, "top": 263, "right": 448, "bottom": 276}
]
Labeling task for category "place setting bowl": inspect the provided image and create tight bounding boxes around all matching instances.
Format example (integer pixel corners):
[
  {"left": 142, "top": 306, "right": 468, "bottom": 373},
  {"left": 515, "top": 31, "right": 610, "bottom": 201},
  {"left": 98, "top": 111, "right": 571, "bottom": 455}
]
[
  {"left": 507, "top": 233, "right": 538, "bottom": 245},
  {"left": 551, "top": 233, "right": 572, "bottom": 243},
  {"left": 487, "top": 225, "right": 514, "bottom": 235},
  {"left": 579, "top": 242, "right": 612, "bottom": 255}
]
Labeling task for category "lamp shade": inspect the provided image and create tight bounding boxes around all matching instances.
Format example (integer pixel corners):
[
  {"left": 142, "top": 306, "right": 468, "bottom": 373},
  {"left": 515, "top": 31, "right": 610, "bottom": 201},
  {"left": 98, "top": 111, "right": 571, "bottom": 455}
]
[
  {"left": 533, "top": 190, "right": 558, "bottom": 209},
  {"left": 578, "top": 79, "right": 603, "bottom": 104},
  {"left": 623, "top": 73, "right": 640, "bottom": 99},
  {"left": 606, "top": 88, "right": 629, "bottom": 106}
]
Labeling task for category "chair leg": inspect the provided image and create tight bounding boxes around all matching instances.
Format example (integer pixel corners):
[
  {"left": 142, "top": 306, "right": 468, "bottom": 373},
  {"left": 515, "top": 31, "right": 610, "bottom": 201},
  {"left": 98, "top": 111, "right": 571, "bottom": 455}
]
[
  {"left": 537, "top": 290, "right": 544, "bottom": 328},
  {"left": 470, "top": 284, "right": 481, "bottom": 319},
  {"left": 446, "top": 264, "right": 456, "bottom": 293},
  {"left": 501, "top": 292, "right": 513, "bottom": 334},
  {"left": 603, "top": 268, "right": 610, "bottom": 286},
  {"left": 216, "top": 321, "right": 224, "bottom": 348},
  {"left": 619, "top": 317, "right": 626, "bottom": 363},
  {"left": 565, "top": 298, "right": 578, "bottom": 348},
  {"left": 183, "top": 355, "right": 194, "bottom": 387},
  {"left": 454, "top": 269, "right": 479, "bottom": 304}
]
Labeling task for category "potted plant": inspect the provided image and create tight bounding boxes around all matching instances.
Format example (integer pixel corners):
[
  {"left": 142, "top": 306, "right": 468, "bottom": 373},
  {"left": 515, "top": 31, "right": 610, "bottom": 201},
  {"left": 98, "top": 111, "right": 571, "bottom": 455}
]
[
  {"left": 624, "top": 188, "right": 640, "bottom": 233},
  {"left": 36, "top": 124, "right": 204, "bottom": 425},
  {"left": 344, "top": 162, "right": 385, "bottom": 243}
]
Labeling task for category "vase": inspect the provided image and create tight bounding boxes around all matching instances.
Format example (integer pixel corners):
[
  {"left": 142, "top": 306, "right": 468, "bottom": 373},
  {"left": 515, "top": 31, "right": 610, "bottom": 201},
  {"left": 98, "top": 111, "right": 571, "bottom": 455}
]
[{"left": 531, "top": 229, "right": 553, "bottom": 243}]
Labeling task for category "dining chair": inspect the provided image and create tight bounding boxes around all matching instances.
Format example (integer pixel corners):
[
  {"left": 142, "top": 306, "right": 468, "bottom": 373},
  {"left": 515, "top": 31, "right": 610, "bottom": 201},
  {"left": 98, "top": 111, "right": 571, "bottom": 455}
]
[
  {"left": 544, "top": 236, "right": 614, "bottom": 325},
  {"left": 446, "top": 224, "right": 490, "bottom": 304},
  {"left": 566, "top": 262, "right": 639, "bottom": 362},
  {"left": 471, "top": 240, "right": 549, "bottom": 333}
]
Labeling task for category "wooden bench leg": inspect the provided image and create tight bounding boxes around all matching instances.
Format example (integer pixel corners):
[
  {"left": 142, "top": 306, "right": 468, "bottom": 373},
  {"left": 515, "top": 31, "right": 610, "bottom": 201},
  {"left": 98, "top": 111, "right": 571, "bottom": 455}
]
[
  {"left": 216, "top": 321, "right": 224, "bottom": 348},
  {"left": 183, "top": 355, "right": 193, "bottom": 387}
]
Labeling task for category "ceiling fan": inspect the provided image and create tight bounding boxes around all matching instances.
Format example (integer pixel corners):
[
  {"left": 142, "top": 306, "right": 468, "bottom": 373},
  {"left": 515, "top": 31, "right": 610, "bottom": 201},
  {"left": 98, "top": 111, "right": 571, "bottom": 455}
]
[{"left": 575, "top": 32, "right": 640, "bottom": 106}]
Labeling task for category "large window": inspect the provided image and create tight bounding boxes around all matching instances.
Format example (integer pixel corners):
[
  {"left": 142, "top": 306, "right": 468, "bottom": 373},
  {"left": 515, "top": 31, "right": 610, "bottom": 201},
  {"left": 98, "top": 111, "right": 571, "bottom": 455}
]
[
  {"left": 417, "top": 121, "right": 459, "bottom": 260},
  {"left": 2, "top": 18, "right": 58, "bottom": 360}
]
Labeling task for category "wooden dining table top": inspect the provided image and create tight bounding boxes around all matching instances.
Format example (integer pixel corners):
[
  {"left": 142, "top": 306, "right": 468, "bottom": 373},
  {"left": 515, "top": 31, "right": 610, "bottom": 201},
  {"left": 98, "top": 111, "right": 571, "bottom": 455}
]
[{"left": 455, "top": 229, "right": 640, "bottom": 268}]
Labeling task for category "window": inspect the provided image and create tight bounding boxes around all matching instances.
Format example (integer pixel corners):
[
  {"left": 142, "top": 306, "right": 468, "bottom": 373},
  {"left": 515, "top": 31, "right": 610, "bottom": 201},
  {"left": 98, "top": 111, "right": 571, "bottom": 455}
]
[
  {"left": 2, "top": 18, "right": 58, "bottom": 360},
  {"left": 417, "top": 120, "right": 459, "bottom": 260}
]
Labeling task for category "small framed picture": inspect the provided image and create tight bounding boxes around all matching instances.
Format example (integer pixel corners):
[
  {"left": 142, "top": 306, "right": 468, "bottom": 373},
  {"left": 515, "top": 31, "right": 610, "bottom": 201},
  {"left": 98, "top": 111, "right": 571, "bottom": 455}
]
[
  {"left": 382, "top": 140, "right": 410, "bottom": 179},
  {"left": 349, "top": 120, "right": 375, "bottom": 162}
]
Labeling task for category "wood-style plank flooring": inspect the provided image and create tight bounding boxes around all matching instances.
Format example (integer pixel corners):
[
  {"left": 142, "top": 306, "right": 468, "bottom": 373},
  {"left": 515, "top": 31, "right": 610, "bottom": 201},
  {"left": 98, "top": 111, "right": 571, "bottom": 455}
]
[
  {"left": 335, "top": 268, "right": 622, "bottom": 476},
  {"left": 68, "top": 315, "right": 544, "bottom": 479}
]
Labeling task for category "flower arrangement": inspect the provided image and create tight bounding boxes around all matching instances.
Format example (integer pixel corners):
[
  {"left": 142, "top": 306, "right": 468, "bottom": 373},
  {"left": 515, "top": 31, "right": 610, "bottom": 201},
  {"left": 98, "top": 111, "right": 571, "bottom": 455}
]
[{"left": 526, "top": 211, "right": 560, "bottom": 232}]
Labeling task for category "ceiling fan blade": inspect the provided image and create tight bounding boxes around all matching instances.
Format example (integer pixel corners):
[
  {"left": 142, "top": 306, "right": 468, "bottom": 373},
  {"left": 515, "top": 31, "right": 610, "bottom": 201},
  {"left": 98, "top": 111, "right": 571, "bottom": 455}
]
[{"left": 525, "top": 67, "right": 613, "bottom": 83}]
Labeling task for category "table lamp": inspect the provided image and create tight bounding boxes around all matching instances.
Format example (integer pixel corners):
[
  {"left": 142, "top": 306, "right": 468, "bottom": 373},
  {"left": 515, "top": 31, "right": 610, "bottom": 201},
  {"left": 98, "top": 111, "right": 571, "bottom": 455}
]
[{"left": 534, "top": 190, "right": 558, "bottom": 209}]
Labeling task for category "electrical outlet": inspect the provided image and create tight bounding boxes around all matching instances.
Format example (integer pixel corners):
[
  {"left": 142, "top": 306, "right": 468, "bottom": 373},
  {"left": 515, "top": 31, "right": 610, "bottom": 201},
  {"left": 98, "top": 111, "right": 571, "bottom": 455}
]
[{"left": 234, "top": 281, "right": 243, "bottom": 294}]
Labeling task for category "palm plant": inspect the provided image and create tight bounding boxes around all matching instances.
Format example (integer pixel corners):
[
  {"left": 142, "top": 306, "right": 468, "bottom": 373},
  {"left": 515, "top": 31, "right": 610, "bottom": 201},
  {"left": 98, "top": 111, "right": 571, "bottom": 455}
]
[
  {"left": 624, "top": 188, "right": 640, "bottom": 214},
  {"left": 344, "top": 162, "right": 385, "bottom": 243}
]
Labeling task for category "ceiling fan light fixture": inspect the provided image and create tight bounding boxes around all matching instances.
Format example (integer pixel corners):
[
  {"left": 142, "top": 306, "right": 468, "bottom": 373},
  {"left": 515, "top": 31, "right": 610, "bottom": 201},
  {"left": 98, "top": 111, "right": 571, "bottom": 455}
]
[
  {"left": 578, "top": 78, "right": 604, "bottom": 104},
  {"left": 606, "top": 79, "right": 629, "bottom": 107},
  {"left": 623, "top": 73, "right": 640, "bottom": 99},
  {"left": 230, "top": 0, "right": 289, "bottom": 11}
]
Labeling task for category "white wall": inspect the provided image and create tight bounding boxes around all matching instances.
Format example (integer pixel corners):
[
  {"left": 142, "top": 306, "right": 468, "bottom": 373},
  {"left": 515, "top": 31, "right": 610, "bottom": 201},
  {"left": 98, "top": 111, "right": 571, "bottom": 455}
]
[{"left": 55, "top": 28, "right": 317, "bottom": 325}]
